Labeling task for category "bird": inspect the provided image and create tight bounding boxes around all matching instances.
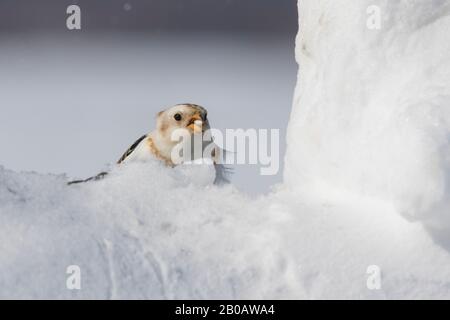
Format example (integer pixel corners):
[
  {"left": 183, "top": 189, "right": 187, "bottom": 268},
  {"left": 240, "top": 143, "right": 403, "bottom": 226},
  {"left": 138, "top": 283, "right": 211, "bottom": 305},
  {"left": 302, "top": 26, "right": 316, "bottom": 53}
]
[{"left": 68, "top": 103, "right": 229, "bottom": 185}]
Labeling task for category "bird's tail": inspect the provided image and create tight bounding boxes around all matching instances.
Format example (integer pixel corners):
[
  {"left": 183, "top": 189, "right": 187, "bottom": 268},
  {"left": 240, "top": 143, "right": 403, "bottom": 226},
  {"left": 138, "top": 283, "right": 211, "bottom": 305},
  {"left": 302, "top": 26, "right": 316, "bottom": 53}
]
[{"left": 214, "top": 164, "right": 233, "bottom": 185}]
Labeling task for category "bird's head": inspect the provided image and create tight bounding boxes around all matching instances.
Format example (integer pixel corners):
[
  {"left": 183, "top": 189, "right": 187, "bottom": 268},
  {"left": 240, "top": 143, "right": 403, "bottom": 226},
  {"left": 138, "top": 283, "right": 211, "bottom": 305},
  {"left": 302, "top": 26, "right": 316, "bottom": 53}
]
[
  {"left": 156, "top": 103, "right": 210, "bottom": 138},
  {"left": 151, "top": 103, "right": 219, "bottom": 165}
]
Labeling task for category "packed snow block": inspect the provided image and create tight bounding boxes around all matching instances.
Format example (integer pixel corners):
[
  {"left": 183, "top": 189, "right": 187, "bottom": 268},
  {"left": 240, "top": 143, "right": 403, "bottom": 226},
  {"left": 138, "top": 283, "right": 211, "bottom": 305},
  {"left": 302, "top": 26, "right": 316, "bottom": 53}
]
[{"left": 285, "top": 0, "right": 450, "bottom": 221}]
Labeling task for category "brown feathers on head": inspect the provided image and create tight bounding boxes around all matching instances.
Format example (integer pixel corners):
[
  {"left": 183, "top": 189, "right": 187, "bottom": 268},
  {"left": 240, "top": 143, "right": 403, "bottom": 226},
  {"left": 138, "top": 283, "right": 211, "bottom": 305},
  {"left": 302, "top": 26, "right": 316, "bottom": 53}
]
[{"left": 155, "top": 104, "right": 209, "bottom": 138}]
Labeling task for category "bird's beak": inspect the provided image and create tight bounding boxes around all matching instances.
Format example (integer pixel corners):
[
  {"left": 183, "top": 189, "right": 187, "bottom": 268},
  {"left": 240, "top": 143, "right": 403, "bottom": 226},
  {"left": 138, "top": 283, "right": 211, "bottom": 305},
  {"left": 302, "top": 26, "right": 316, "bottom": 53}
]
[{"left": 187, "top": 114, "right": 204, "bottom": 134}]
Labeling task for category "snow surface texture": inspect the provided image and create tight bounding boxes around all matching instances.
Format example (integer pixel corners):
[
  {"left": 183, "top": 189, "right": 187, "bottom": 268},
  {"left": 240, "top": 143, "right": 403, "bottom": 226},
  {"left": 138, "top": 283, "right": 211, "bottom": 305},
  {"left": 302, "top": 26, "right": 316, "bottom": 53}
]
[
  {"left": 2, "top": 162, "right": 450, "bottom": 299},
  {"left": 1, "top": 0, "right": 450, "bottom": 299},
  {"left": 0, "top": 163, "right": 300, "bottom": 299},
  {"left": 286, "top": 0, "right": 450, "bottom": 224}
]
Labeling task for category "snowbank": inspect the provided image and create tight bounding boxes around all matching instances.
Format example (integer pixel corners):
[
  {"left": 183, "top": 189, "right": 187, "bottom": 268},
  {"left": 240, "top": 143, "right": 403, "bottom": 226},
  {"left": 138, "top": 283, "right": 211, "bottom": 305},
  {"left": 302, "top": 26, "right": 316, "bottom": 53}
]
[
  {"left": 2, "top": 162, "right": 450, "bottom": 299},
  {"left": 0, "top": 163, "right": 301, "bottom": 299},
  {"left": 1, "top": 0, "right": 450, "bottom": 299},
  {"left": 285, "top": 0, "right": 450, "bottom": 222}
]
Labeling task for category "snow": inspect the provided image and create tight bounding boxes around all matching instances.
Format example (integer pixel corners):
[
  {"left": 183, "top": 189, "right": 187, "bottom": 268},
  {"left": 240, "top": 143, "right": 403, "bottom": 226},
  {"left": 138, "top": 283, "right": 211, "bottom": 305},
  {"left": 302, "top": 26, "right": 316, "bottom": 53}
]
[
  {"left": 285, "top": 0, "right": 450, "bottom": 223},
  {"left": 1, "top": 0, "right": 450, "bottom": 299},
  {"left": 2, "top": 161, "right": 450, "bottom": 299},
  {"left": 0, "top": 162, "right": 303, "bottom": 299}
]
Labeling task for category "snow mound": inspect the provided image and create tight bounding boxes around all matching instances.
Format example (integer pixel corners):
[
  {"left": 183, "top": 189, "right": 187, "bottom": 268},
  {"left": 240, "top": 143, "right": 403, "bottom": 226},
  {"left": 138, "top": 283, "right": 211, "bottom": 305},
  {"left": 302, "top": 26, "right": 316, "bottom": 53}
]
[
  {"left": 0, "top": 162, "right": 300, "bottom": 299},
  {"left": 285, "top": 0, "right": 450, "bottom": 222},
  {"left": 2, "top": 162, "right": 450, "bottom": 299}
]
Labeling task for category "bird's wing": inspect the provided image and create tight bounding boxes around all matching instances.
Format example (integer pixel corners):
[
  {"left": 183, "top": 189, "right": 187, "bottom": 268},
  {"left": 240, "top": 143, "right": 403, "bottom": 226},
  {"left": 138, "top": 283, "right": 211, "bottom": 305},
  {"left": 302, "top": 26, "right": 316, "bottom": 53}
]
[
  {"left": 68, "top": 171, "right": 108, "bottom": 185},
  {"left": 117, "top": 134, "right": 148, "bottom": 164}
]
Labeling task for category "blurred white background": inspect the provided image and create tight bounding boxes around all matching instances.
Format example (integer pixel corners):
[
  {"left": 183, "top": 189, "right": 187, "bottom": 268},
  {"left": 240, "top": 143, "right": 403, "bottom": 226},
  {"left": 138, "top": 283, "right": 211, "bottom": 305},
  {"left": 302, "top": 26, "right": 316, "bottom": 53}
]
[{"left": 0, "top": 0, "right": 297, "bottom": 194}]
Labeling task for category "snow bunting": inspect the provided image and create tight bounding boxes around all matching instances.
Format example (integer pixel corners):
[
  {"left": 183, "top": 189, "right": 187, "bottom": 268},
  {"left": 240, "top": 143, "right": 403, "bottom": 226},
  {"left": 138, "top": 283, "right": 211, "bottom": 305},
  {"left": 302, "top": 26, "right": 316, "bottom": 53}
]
[{"left": 69, "top": 103, "right": 228, "bottom": 185}]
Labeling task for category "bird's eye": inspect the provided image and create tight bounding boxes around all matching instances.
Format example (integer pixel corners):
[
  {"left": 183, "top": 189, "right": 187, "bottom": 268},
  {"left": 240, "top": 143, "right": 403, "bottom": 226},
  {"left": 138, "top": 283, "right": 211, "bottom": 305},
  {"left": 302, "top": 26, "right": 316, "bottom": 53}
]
[
  {"left": 203, "top": 113, "right": 208, "bottom": 121},
  {"left": 174, "top": 113, "right": 182, "bottom": 121}
]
